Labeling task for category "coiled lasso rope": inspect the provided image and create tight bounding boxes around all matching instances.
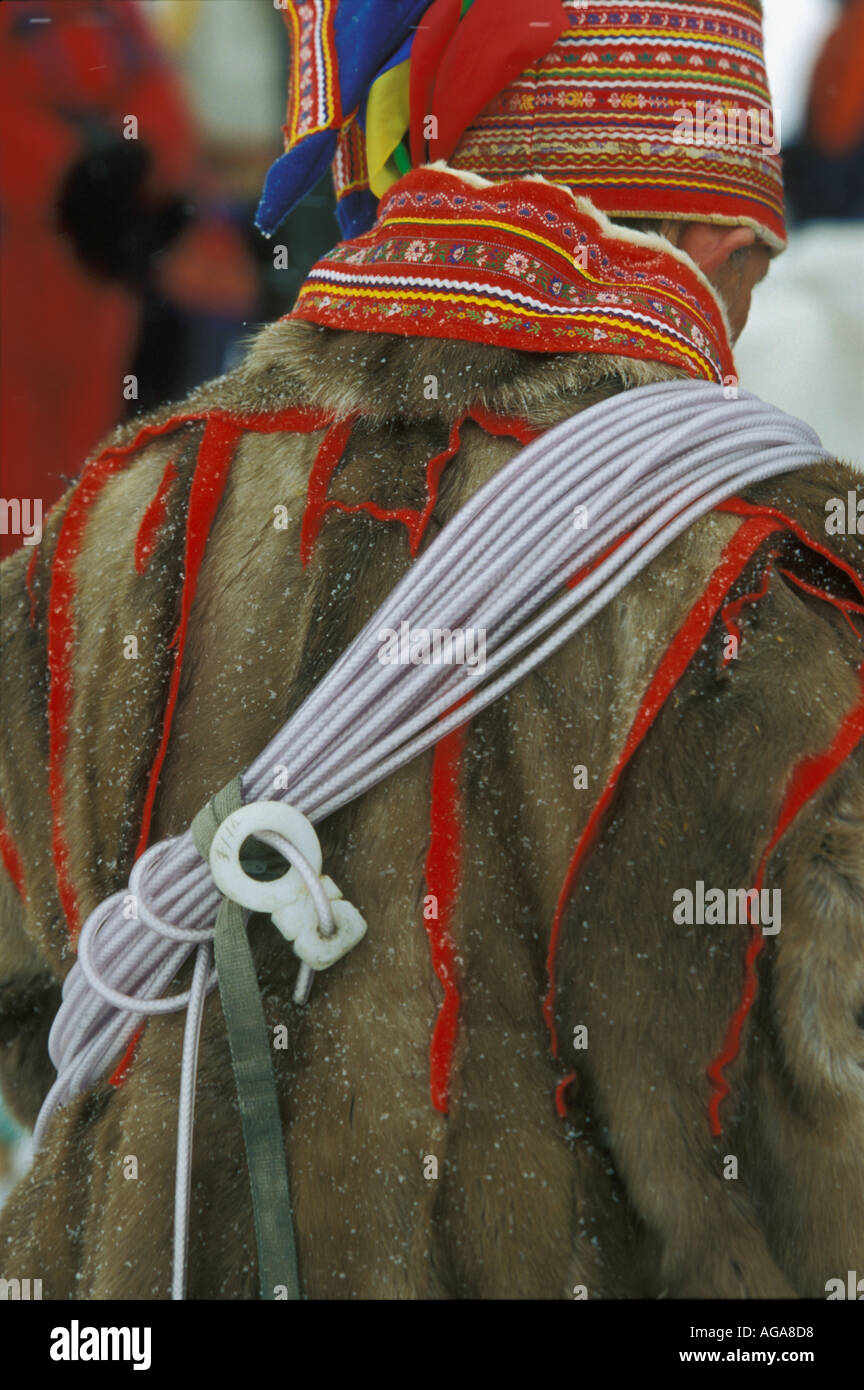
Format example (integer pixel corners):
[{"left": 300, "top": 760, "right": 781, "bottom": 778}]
[{"left": 35, "top": 381, "right": 830, "bottom": 1298}]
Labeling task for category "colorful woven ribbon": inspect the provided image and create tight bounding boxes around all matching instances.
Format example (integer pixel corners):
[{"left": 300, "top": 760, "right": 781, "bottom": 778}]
[
  {"left": 257, "top": 0, "right": 785, "bottom": 252},
  {"left": 287, "top": 164, "right": 736, "bottom": 382}
]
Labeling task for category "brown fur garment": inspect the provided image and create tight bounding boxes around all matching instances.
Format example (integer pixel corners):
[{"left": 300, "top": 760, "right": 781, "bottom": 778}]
[{"left": 0, "top": 318, "right": 862, "bottom": 1298}]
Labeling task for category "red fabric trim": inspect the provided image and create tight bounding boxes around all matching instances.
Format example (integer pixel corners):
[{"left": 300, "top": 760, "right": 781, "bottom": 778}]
[
  {"left": 134, "top": 417, "right": 244, "bottom": 859},
  {"left": 134, "top": 459, "right": 180, "bottom": 575},
  {"left": 720, "top": 550, "right": 778, "bottom": 665},
  {"left": 300, "top": 407, "right": 539, "bottom": 565},
  {"left": 39, "top": 400, "right": 336, "bottom": 1081},
  {"left": 716, "top": 497, "right": 864, "bottom": 603},
  {"left": 424, "top": 723, "right": 467, "bottom": 1114},
  {"left": 410, "top": 414, "right": 466, "bottom": 555},
  {"left": 466, "top": 405, "right": 539, "bottom": 447},
  {"left": 778, "top": 567, "right": 864, "bottom": 640},
  {"left": 108, "top": 1024, "right": 144, "bottom": 1088},
  {"left": 25, "top": 545, "right": 40, "bottom": 629},
  {"left": 49, "top": 451, "right": 136, "bottom": 940},
  {"left": 547, "top": 497, "right": 864, "bottom": 1126},
  {"left": 546, "top": 514, "right": 783, "bottom": 1113},
  {"left": 129, "top": 403, "right": 335, "bottom": 857},
  {"left": 555, "top": 1071, "right": 577, "bottom": 1116},
  {"left": 48, "top": 407, "right": 333, "bottom": 939},
  {"left": 299, "top": 414, "right": 361, "bottom": 567},
  {"left": 707, "top": 660, "right": 864, "bottom": 1135},
  {"left": 567, "top": 532, "right": 634, "bottom": 590},
  {"left": 0, "top": 804, "right": 26, "bottom": 902},
  {"left": 93, "top": 406, "right": 336, "bottom": 468}
]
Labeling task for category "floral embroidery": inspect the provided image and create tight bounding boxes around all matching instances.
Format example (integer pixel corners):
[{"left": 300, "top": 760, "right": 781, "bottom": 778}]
[{"left": 289, "top": 167, "right": 735, "bottom": 384}]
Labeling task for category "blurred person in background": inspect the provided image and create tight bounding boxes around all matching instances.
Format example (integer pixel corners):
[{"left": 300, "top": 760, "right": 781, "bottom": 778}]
[
  {"left": 0, "top": 0, "right": 262, "bottom": 560},
  {"left": 784, "top": 0, "right": 864, "bottom": 221}
]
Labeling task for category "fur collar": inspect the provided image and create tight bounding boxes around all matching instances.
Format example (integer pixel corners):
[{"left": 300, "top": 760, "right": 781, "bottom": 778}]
[{"left": 239, "top": 317, "right": 685, "bottom": 429}]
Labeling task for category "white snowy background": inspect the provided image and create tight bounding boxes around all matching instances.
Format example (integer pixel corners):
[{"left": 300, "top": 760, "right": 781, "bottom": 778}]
[{"left": 738, "top": 0, "right": 864, "bottom": 469}]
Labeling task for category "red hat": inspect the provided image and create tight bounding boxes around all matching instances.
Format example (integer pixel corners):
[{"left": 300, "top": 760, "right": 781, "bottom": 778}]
[{"left": 443, "top": 1, "right": 786, "bottom": 252}]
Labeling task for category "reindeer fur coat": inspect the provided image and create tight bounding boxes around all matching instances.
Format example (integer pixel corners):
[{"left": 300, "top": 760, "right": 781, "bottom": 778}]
[{"left": 1, "top": 315, "right": 862, "bottom": 1300}]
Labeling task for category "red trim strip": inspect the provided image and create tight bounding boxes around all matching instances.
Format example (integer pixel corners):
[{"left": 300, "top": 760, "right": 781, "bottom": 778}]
[
  {"left": 108, "top": 1026, "right": 143, "bottom": 1088},
  {"left": 424, "top": 724, "right": 467, "bottom": 1114},
  {"left": 567, "top": 532, "right": 634, "bottom": 590},
  {"left": 778, "top": 567, "right": 864, "bottom": 640},
  {"left": 300, "top": 412, "right": 362, "bottom": 567},
  {"left": 546, "top": 514, "right": 783, "bottom": 1113},
  {"left": 40, "top": 401, "right": 339, "bottom": 1083},
  {"left": 300, "top": 407, "right": 539, "bottom": 565},
  {"left": 134, "top": 459, "right": 180, "bottom": 575},
  {"left": 720, "top": 550, "right": 777, "bottom": 665},
  {"left": 0, "top": 804, "right": 26, "bottom": 902},
  {"left": 717, "top": 497, "right": 864, "bottom": 602},
  {"left": 706, "top": 659, "right": 864, "bottom": 1134},
  {"left": 547, "top": 497, "right": 864, "bottom": 1128},
  {"left": 134, "top": 417, "right": 245, "bottom": 858},
  {"left": 49, "top": 451, "right": 138, "bottom": 940}
]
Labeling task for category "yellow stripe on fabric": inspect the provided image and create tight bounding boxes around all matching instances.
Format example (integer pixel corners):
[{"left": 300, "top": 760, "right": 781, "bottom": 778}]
[
  {"left": 285, "top": 3, "right": 301, "bottom": 146},
  {"left": 560, "top": 27, "right": 765, "bottom": 59},
  {"left": 527, "top": 73, "right": 770, "bottom": 99},
  {"left": 296, "top": 281, "right": 713, "bottom": 377},
  {"left": 320, "top": 0, "right": 338, "bottom": 128},
  {"left": 379, "top": 212, "right": 570, "bottom": 261},
  {"left": 284, "top": 0, "right": 339, "bottom": 146},
  {"left": 376, "top": 213, "right": 720, "bottom": 339},
  {"left": 561, "top": 175, "right": 784, "bottom": 207},
  {"left": 365, "top": 60, "right": 411, "bottom": 198}
]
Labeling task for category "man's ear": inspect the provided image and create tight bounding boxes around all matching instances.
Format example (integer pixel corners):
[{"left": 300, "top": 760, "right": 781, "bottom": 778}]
[{"left": 662, "top": 221, "right": 757, "bottom": 275}]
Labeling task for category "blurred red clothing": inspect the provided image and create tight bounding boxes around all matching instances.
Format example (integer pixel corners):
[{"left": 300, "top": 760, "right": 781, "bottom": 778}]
[
  {"left": 807, "top": 0, "right": 864, "bottom": 155},
  {"left": 0, "top": 0, "right": 197, "bottom": 557}
]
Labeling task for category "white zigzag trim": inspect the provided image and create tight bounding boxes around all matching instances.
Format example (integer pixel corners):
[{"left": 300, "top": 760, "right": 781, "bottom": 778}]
[{"left": 305, "top": 267, "right": 711, "bottom": 360}]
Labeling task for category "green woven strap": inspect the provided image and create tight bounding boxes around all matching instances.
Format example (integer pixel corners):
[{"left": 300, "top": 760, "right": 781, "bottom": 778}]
[{"left": 192, "top": 777, "right": 301, "bottom": 1301}]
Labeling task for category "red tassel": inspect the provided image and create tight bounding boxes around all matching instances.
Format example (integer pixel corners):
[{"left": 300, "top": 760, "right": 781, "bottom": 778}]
[
  {"left": 409, "top": 0, "right": 464, "bottom": 166},
  {"left": 426, "top": 0, "right": 569, "bottom": 162}
]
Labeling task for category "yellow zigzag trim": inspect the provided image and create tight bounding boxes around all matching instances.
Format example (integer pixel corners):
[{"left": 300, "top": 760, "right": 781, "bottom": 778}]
[
  {"left": 297, "top": 280, "right": 713, "bottom": 379},
  {"left": 376, "top": 213, "right": 720, "bottom": 341}
]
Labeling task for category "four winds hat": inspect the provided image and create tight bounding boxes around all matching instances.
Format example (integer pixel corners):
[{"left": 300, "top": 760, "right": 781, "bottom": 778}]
[{"left": 258, "top": 0, "right": 786, "bottom": 253}]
